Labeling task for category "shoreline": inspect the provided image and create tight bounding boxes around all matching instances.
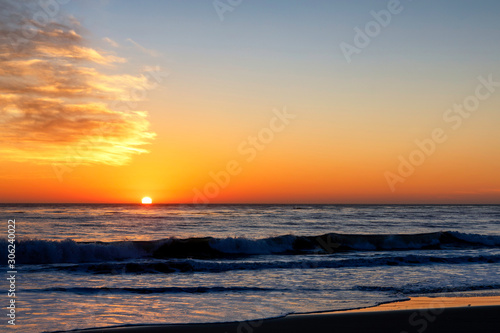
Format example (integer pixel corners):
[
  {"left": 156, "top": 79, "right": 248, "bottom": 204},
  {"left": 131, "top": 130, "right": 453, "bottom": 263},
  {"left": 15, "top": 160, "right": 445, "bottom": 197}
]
[{"left": 63, "top": 296, "right": 500, "bottom": 333}]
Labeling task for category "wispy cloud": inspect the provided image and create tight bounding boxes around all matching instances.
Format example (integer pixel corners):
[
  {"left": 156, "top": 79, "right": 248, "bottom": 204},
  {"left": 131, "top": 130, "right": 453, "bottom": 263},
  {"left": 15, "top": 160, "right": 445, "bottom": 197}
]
[
  {"left": 0, "top": 1, "right": 156, "bottom": 166},
  {"left": 102, "top": 37, "right": 119, "bottom": 48},
  {"left": 126, "top": 38, "right": 161, "bottom": 57}
]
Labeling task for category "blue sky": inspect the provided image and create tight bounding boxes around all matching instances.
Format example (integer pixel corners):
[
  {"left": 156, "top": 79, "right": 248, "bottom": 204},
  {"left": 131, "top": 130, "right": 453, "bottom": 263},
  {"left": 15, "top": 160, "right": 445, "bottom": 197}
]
[{"left": 2, "top": 0, "right": 500, "bottom": 203}]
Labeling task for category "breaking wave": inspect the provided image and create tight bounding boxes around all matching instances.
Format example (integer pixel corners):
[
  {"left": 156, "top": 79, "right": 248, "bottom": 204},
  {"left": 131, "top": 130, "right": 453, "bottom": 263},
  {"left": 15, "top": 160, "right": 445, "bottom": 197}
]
[{"left": 2, "top": 231, "right": 499, "bottom": 265}]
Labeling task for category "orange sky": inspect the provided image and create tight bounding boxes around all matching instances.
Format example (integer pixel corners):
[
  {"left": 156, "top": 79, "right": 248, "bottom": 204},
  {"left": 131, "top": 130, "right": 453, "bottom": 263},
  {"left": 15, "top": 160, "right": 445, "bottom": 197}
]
[{"left": 1, "top": 1, "right": 500, "bottom": 204}]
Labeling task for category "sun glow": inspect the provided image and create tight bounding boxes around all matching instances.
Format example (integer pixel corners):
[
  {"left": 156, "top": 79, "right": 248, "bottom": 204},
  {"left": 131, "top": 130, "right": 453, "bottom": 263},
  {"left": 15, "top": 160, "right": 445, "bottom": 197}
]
[{"left": 141, "top": 196, "right": 152, "bottom": 204}]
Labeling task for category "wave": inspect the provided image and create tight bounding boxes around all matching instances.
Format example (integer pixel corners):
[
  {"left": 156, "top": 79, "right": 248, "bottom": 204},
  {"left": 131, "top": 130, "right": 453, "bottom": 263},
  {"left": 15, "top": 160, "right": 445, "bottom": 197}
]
[
  {"left": 355, "top": 283, "right": 500, "bottom": 295},
  {"left": 23, "top": 283, "right": 500, "bottom": 296},
  {"left": 2, "top": 231, "right": 500, "bottom": 264},
  {"left": 23, "top": 286, "right": 281, "bottom": 295},
  {"left": 29, "top": 253, "right": 500, "bottom": 275}
]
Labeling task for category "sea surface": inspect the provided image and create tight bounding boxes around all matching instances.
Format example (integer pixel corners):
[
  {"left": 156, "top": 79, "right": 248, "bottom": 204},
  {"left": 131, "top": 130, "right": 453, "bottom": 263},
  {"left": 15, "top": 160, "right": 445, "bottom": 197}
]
[{"left": 1, "top": 204, "right": 500, "bottom": 332}]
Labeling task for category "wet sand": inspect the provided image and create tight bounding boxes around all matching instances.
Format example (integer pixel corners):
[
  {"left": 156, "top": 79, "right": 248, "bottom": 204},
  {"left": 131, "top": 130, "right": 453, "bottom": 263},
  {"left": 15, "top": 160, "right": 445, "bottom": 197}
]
[{"left": 66, "top": 296, "right": 500, "bottom": 333}]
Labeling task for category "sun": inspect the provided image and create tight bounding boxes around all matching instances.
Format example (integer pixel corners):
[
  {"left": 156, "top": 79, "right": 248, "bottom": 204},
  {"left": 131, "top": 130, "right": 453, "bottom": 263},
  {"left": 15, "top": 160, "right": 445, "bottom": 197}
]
[{"left": 141, "top": 196, "right": 152, "bottom": 204}]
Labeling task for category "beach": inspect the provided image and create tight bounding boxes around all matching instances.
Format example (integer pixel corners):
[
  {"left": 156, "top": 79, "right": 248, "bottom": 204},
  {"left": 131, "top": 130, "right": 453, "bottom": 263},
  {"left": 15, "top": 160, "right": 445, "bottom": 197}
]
[{"left": 66, "top": 296, "right": 500, "bottom": 333}]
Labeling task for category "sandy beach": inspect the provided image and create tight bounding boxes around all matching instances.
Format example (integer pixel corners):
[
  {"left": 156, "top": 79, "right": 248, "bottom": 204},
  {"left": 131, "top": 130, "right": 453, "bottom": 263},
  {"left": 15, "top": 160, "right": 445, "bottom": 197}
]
[{"left": 65, "top": 296, "right": 500, "bottom": 333}]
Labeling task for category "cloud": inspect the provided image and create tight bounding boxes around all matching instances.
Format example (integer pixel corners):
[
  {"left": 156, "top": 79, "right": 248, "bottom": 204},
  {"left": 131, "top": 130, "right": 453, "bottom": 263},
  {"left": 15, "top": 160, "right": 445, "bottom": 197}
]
[
  {"left": 102, "top": 37, "right": 119, "bottom": 48},
  {"left": 0, "top": 0, "right": 156, "bottom": 166},
  {"left": 126, "top": 38, "right": 161, "bottom": 57}
]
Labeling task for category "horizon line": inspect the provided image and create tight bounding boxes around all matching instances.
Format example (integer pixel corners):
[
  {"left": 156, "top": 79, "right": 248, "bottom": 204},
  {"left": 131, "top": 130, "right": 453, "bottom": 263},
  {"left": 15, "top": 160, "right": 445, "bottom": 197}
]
[{"left": 1, "top": 202, "right": 499, "bottom": 205}]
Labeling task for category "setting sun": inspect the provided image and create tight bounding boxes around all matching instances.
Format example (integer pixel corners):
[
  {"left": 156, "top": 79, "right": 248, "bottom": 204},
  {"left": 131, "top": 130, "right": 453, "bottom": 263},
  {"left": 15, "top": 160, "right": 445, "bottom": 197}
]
[{"left": 141, "top": 197, "right": 152, "bottom": 204}]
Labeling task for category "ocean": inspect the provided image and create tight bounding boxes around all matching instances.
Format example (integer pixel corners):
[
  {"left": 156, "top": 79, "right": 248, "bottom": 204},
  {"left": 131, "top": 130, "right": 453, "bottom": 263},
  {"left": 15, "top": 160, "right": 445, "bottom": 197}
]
[{"left": 2, "top": 204, "right": 500, "bottom": 332}]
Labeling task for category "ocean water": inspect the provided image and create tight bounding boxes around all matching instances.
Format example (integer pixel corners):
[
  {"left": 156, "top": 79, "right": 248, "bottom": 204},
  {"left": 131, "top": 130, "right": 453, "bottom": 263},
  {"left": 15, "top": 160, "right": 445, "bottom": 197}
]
[{"left": 2, "top": 204, "right": 500, "bottom": 332}]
